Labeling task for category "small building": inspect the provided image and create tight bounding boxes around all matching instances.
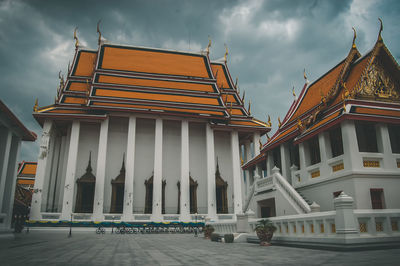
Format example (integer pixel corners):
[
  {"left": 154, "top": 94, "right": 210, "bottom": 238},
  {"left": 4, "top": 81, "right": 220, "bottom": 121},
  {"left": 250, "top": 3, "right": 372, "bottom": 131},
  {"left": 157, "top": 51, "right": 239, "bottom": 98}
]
[
  {"left": 0, "top": 100, "right": 36, "bottom": 234},
  {"left": 243, "top": 24, "right": 400, "bottom": 218},
  {"left": 29, "top": 30, "right": 270, "bottom": 223}
]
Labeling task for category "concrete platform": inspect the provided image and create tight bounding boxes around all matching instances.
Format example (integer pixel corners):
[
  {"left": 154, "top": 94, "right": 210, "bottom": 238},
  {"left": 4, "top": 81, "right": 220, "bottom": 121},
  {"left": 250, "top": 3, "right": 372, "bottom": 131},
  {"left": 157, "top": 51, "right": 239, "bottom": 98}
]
[{"left": 0, "top": 230, "right": 399, "bottom": 265}]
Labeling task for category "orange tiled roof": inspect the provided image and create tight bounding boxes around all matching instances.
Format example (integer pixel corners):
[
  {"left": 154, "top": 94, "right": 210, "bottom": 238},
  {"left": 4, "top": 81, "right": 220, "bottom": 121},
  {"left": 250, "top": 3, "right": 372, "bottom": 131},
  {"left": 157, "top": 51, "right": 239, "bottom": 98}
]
[
  {"left": 34, "top": 42, "right": 269, "bottom": 133},
  {"left": 17, "top": 162, "right": 37, "bottom": 178}
]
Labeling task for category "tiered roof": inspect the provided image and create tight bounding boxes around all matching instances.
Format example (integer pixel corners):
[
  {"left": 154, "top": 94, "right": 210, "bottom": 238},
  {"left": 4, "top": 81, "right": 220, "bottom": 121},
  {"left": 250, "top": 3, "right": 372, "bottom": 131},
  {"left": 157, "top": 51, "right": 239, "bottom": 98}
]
[
  {"left": 243, "top": 22, "right": 400, "bottom": 169},
  {"left": 33, "top": 35, "right": 270, "bottom": 133},
  {"left": 17, "top": 161, "right": 37, "bottom": 187}
]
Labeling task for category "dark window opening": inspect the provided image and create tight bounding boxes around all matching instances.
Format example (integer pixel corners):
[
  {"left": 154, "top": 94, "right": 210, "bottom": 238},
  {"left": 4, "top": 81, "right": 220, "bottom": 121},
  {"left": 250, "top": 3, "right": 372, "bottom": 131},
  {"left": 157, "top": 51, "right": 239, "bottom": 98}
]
[
  {"left": 388, "top": 124, "right": 400, "bottom": 154},
  {"left": 370, "top": 188, "right": 385, "bottom": 209},
  {"left": 329, "top": 127, "right": 344, "bottom": 157},
  {"left": 355, "top": 122, "right": 378, "bottom": 152},
  {"left": 307, "top": 136, "right": 321, "bottom": 165},
  {"left": 272, "top": 147, "right": 282, "bottom": 171}
]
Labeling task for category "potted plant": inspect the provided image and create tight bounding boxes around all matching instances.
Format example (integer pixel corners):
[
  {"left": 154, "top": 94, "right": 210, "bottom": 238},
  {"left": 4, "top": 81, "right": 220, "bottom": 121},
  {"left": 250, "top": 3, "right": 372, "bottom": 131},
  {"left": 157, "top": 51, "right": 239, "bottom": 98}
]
[
  {"left": 203, "top": 224, "right": 215, "bottom": 239},
  {"left": 254, "top": 219, "right": 277, "bottom": 246}
]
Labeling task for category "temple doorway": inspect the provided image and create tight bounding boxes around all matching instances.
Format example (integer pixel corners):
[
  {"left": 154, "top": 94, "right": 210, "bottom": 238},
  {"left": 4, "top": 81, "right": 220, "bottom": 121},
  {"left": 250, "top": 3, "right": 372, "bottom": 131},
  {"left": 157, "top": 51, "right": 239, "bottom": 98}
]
[
  {"left": 257, "top": 198, "right": 276, "bottom": 218},
  {"left": 215, "top": 162, "right": 228, "bottom": 214},
  {"left": 110, "top": 157, "right": 125, "bottom": 213},
  {"left": 177, "top": 176, "right": 198, "bottom": 214},
  {"left": 144, "top": 176, "right": 166, "bottom": 214},
  {"left": 75, "top": 154, "right": 95, "bottom": 213}
]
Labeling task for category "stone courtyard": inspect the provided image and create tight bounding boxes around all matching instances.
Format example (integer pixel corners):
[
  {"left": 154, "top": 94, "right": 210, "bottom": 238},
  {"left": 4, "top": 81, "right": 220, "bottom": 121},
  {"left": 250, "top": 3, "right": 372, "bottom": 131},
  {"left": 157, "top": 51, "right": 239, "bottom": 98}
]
[{"left": 0, "top": 229, "right": 399, "bottom": 265}]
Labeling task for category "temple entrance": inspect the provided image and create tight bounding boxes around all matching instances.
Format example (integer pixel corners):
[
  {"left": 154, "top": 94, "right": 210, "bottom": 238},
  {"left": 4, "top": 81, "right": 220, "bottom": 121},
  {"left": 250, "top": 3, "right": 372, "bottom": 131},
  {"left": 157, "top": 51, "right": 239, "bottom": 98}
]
[
  {"left": 177, "top": 176, "right": 198, "bottom": 214},
  {"left": 144, "top": 176, "right": 166, "bottom": 214},
  {"left": 75, "top": 154, "right": 95, "bottom": 213},
  {"left": 110, "top": 157, "right": 125, "bottom": 213},
  {"left": 215, "top": 161, "right": 228, "bottom": 214},
  {"left": 257, "top": 198, "right": 276, "bottom": 218}
]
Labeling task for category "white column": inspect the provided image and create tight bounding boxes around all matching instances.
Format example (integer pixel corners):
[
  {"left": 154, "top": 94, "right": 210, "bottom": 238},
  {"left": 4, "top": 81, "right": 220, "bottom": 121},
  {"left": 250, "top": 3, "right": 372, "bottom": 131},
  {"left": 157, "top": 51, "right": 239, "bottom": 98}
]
[
  {"left": 60, "top": 121, "right": 80, "bottom": 220},
  {"left": 298, "top": 142, "right": 307, "bottom": 174},
  {"left": 266, "top": 151, "right": 274, "bottom": 177},
  {"left": 280, "top": 144, "right": 291, "bottom": 182},
  {"left": 231, "top": 131, "right": 243, "bottom": 214},
  {"left": 244, "top": 139, "right": 252, "bottom": 163},
  {"left": 152, "top": 118, "right": 163, "bottom": 221},
  {"left": 206, "top": 123, "right": 217, "bottom": 219},
  {"left": 93, "top": 118, "right": 109, "bottom": 221},
  {"left": 3, "top": 137, "right": 21, "bottom": 227},
  {"left": 318, "top": 133, "right": 329, "bottom": 176},
  {"left": 0, "top": 129, "right": 12, "bottom": 214},
  {"left": 123, "top": 116, "right": 136, "bottom": 221},
  {"left": 253, "top": 132, "right": 261, "bottom": 156},
  {"left": 180, "top": 120, "right": 190, "bottom": 221},
  {"left": 377, "top": 124, "right": 397, "bottom": 169},
  {"left": 29, "top": 120, "right": 53, "bottom": 220},
  {"left": 341, "top": 120, "right": 362, "bottom": 170}
]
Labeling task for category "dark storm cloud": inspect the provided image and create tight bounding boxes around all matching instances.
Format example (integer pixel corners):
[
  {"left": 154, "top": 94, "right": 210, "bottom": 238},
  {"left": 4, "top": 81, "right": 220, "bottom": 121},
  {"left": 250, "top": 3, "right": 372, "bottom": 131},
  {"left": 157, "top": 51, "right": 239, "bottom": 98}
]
[{"left": 0, "top": 0, "right": 399, "bottom": 162}]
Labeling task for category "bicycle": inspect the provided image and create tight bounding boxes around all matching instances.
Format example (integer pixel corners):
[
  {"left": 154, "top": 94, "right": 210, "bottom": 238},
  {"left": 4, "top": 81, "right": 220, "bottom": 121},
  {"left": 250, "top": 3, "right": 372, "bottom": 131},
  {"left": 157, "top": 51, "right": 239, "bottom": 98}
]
[{"left": 96, "top": 226, "right": 106, "bottom": 234}]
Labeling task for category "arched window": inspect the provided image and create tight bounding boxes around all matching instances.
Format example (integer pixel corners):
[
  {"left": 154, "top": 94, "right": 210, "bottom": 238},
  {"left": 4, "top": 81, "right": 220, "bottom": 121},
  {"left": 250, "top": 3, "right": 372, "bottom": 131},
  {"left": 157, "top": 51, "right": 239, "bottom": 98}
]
[
  {"left": 177, "top": 175, "right": 198, "bottom": 214},
  {"left": 75, "top": 153, "right": 95, "bottom": 213},
  {"left": 144, "top": 176, "right": 166, "bottom": 214},
  {"left": 110, "top": 156, "right": 125, "bottom": 213}
]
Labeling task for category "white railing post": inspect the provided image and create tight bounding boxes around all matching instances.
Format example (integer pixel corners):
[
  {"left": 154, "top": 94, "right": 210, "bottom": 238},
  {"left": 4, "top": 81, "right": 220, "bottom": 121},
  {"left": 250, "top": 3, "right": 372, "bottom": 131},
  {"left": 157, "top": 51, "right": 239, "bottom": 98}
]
[{"left": 334, "top": 192, "right": 358, "bottom": 236}]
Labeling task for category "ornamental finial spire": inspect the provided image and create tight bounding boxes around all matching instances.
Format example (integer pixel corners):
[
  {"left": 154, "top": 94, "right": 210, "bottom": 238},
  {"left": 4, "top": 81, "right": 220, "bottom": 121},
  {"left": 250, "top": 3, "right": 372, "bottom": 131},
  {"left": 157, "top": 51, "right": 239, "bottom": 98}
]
[
  {"left": 206, "top": 36, "right": 212, "bottom": 55},
  {"left": 303, "top": 68, "right": 309, "bottom": 84},
  {"left": 352, "top": 27, "right": 357, "bottom": 48},
  {"left": 73, "top": 27, "right": 79, "bottom": 49},
  {"left": 97, "top": 20, "right": 102, "bottom": 46},
  {"left": 33, "top": 98, "right": 38, "bottom": 112},
  {"left": 378, "top": 18, "right": 383, "bottom": 42},
  {"left": 224, "top": 43, "right": 228, "bottom": 63},
  {"left": 292, "top": 86, "right": 296, "bottom": 98}
]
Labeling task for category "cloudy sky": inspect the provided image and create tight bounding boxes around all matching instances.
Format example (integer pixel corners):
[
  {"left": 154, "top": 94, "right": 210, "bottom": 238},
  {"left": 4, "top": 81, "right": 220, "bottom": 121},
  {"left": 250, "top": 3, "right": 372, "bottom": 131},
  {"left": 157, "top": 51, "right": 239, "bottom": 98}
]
[{"left": 1, "top": 0, "right": 399, "bottom": 162}]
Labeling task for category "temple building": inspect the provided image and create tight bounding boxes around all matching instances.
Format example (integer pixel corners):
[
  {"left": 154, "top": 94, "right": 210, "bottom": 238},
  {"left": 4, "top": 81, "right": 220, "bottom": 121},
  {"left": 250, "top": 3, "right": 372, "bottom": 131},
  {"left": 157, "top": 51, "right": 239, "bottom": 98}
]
[
  {"left": 243, "top": 22, "right": 400, "bottom": 218},
  {"left": 0, "top": 100, "right": 36, "bottom": 234},
  {"left": 29, "top": 30, "right": 270, "bottom": 223}
]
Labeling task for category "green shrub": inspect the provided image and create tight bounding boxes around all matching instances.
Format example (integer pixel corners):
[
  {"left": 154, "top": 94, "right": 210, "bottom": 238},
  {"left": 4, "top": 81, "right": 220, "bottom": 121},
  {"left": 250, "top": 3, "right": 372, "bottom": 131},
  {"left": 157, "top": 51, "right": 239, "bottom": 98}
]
[
  {"left": 224, "top": 233, "right": 234, "bottom": 243},
  {"left": 210, "top": 233, "right": 220, "bottom": 242}
]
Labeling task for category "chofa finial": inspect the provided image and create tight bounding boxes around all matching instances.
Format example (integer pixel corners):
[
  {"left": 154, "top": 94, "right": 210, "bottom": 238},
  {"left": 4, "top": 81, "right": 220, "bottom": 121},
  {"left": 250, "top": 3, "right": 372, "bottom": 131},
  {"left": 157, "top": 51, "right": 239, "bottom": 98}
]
[
  {"left": 224, "top": 43, "right": 228, "bottom": 62},
  {"left": 292, "top": 86, "right": 296, "bottom": 98},
  {"left": 352, "top": 27, "right": 357, "bottom": 48},
  {"left": 248, "top": 100, "right": 251, "bottom": 115},
  {"left": 303, "top": 68, "right": 309, "bottom": 84},
  {"left": 73, "top": 27, "right": 79, "bottom": 49},
  {"left": 206, "top": 36, "right": 212, "bottom": 55},
  {"left": 378, "top": 18, "right": 383, "bottom": 42},
  {"left": 33, "top": 98, "right": 38, "bottom": 112},
  {"left": 97, "top": 20, "right": 102, "bottom": 45}
]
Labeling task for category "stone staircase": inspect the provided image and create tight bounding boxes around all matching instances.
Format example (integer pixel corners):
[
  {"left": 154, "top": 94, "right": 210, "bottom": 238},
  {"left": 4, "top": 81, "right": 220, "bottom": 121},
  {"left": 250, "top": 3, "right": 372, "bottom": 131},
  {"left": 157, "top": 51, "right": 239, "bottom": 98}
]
[{"left": 295, "top": 189, "right": 313, "bottom": 206}]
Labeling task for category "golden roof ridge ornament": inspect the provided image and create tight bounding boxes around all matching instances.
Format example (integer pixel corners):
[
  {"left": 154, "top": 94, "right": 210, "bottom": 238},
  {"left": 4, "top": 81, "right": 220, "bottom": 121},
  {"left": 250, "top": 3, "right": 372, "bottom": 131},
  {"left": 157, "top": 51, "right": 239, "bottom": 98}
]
[
  {"left": 33, "top": 98, "right": 38, "bottom": 112},
  {"left": 352, "top": 27, "right": 357, "bottom": 49},
  {"left": 303, "top": 68, "right": 309, "bottom": 84},
  {"left": 248, "top": 100, "right": 251, "bottom": 115},
  {"left": 292, "top": 86, "right": 296, "bottom": 98},
  {"left": 97, "top": 20, "right": 102, "bottom": 46},
  {"left": 278, "top": 117, "right": 282, "bottom": 128},
  {"left": 224, "top": 43, "right": 229, "bottom": 63},
  {"left": 73, "top": 27, "right": 79, "bottom": 49},
  {"left": 267, "top": 114, "right": 272, "bottom": 127},
  {"left": 242, "top": 90, "right": 245, "bottom": 103},
  {"left": 206, "top": 36, "right": 211, "bottom": 55},
  {"left": 378, "top": 18, "right": 383, "bottom": 42},
  {"left": 235, "top": 77, "right": 238, "bottom": 89}
]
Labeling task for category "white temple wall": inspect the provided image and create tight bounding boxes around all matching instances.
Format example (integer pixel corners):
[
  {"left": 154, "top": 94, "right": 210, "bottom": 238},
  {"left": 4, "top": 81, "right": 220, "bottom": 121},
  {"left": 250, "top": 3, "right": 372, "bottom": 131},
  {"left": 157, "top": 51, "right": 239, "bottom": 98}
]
[
  {"left": 214, "top": 130, "right": 234, "bottom": 213},
  {"left": 353, "top": 176, "right": 400, "bottom": 209},
  {"left": 296, "top": 178, "right": 356, "bottom": 211},
  {"left": 103, "top": 117, "right": 128, "bottom": 213},
  {"left": 72, "top": 123, "right": 100, "bottom": 212},
  {"left": 162, "top": 120, "right": 181, "bottom": 214},
  {"left": 189, "top": 122, "right": 207, "bottom": 214},
  {"left": 133, "top": 118, "right": 155, "bottom": 213}
]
